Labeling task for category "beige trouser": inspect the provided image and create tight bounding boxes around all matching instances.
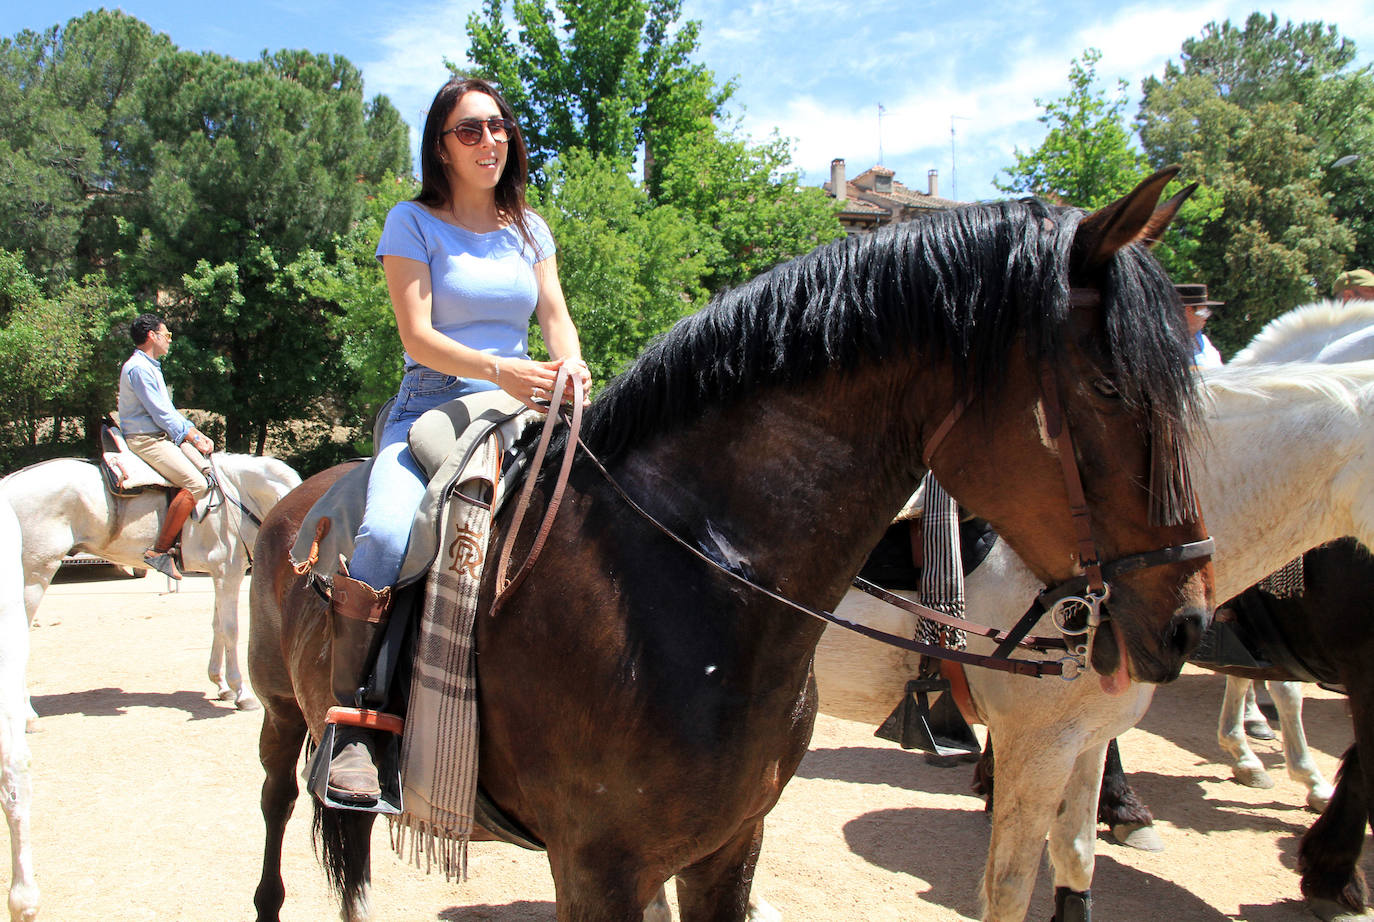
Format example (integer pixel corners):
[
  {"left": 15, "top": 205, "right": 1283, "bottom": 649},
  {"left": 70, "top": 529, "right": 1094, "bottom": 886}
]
[{"left": 126, "top": 433, "right": 213, "bottom": 499}]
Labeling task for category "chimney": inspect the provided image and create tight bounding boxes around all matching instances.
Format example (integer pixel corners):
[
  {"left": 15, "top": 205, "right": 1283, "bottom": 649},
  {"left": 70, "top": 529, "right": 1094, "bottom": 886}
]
[
  {"left": 830, "top": 159, "right": 846, "bottom": 204},
  {"left": 927, "top": 169, "right": 939, "bottom": 198}
]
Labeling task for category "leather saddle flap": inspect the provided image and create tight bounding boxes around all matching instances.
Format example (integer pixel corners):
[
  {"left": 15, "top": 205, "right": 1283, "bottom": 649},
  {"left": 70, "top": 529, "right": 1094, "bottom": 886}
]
[
  {"left": 99, "top": 416, "right": 175, "bottom": 494},
  {"left": 291, "top": 390, "right": 534, "bottom": 590}
]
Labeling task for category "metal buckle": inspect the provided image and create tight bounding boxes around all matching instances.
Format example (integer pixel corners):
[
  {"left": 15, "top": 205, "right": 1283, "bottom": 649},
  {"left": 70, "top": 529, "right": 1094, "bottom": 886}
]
[{"left": 1048, "top": 586, "right": 1109, "bottom": 682}]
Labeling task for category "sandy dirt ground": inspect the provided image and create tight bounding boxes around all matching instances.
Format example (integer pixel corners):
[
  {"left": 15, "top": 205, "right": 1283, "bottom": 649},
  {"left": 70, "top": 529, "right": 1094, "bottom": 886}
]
[{"left": 12, "top": 567, "right": 1370, "bottom": 921}]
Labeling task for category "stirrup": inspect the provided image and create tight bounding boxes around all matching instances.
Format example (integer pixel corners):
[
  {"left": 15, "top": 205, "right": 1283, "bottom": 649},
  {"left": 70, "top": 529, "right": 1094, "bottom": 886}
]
[
  {"left": 307, "top": 706, "right": 405, "bottom": 814},
  {"left": 144, "top": 551, "right": 182, "bottom": 581},
  {"left": 875, "top": 677, "right": 980, "bottom": 758}
]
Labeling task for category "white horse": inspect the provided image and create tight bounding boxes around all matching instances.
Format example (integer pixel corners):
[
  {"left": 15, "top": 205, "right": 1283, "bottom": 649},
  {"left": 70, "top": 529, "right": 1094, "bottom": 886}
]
[
  {"left": 0, "top": 453, "right": 300, "bottom": 711},
  {"left": 1206, "top": 299, "right": 1374, "bottom": 794},
  {"left": 0, "top": 494, "right": 36, "bottom": 921},
  {"left": 813, "top": 358, "right": 1374, "bottom": 922}
]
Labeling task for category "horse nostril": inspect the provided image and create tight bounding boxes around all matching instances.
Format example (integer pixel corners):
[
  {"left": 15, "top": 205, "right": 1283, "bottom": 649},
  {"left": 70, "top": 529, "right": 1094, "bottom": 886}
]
[{"left": 1167, "top": 610, "right": 1206, "bottom": 657}]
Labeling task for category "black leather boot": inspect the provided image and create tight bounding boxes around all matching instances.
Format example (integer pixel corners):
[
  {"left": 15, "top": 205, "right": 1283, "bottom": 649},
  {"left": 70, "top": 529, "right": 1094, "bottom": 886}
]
[{"left": 325, "top": 568, "right": 393, "bottom": 805}]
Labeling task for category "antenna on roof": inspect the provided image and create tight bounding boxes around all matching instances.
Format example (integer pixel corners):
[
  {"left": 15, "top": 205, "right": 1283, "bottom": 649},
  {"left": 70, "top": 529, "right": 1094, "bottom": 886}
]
[{"left": 878, "top": 104, "right": 886, "bottom": 165}]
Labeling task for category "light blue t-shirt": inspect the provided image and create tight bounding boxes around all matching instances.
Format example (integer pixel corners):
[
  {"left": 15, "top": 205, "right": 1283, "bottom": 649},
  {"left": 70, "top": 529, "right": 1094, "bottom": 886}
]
[{"left": 375, "top": 200, "right": 555, "bottom": 371}]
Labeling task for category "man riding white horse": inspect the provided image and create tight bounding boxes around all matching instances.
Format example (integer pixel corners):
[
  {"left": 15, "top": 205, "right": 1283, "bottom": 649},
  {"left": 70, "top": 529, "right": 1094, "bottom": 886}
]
[{"left": 117, "top": 312, "right": 216, "bottom": 580}]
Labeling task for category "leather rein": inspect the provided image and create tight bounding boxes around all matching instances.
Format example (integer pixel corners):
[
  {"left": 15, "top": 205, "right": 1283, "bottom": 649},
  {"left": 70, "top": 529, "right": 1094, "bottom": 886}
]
[{"left": 491, "top": 303, "right": 1215, "bottom": 679}]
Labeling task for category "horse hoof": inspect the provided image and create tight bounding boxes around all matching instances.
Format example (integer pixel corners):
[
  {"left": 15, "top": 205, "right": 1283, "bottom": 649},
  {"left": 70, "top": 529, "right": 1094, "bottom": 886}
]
[
  {"left": 1306, "top": 897, "right": 1371, "bottom": 921},
  {"left": 1244, "top": 719, "right": 1277, "bottom": 740},
  {"left": 1111, "top": 822, "right": 1165, "bottom": 852},
  {"left": 747, "top": 896, "right": 783, "bottom": 922},
  {"left": 217, "top": 688, "right": 236, "bottom": 701},
  {"left": 236, "top": 695, "right": 262, "bottom": 712},
  {"left": 1307, "top": 785, "right": 1335, "bottom": 813},
  {"left": 1233, "top": 766, "right": 1276, "bottom": 789}
]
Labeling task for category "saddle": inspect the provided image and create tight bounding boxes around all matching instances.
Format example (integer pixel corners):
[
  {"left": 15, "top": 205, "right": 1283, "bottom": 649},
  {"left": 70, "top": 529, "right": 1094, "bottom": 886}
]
[
  {"left": 1190, "top": 556, "right": 1340, "bottom": 686},
  {"left": 290, "top": 391, "right": 534, "bottom": 592},
  {"left": 98, "top": 415, "right": 178, "bottom": 496}
]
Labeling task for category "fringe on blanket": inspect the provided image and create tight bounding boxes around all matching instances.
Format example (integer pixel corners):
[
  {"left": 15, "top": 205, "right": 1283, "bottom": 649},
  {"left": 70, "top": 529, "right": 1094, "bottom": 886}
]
[
  {"left": 916, "top": 472, "right": 967, "bottom": 650},
  {"left": 386, "top": 436, "right": 499, "bottom": 882}
]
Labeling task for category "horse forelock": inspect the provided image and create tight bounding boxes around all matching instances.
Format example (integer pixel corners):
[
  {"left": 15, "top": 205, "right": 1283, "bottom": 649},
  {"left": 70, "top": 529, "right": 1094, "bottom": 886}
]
[
  {"left": 571, "top": 200, "right": 1090, "bottom": 462},
  {"left": 1094, "top": 243, "right": 1205, "bottom": 526}
]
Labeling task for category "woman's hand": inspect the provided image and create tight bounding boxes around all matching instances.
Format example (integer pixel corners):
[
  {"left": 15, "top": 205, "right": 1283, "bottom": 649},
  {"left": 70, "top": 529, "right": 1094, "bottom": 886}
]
[{"left": 495, "top": 356, "right": 589, "bottom": 412}]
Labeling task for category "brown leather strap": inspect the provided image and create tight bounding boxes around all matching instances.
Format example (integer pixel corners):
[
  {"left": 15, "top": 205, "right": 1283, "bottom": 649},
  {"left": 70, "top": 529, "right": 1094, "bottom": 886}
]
[
  {"left": 292, "top": 517, "right": 331, "bottom": 576},
  {"left": 325, "top": 705, "right": 404, "bottom": 735},
  {"left": 493, "top": 366, "right": 585, "bottom": 609},
  {"left": 921, "top": 395, "right": 970, "bottom": 469},
  {"left": 1039, "top": 364, "right": 1104, "bottom": 594}
]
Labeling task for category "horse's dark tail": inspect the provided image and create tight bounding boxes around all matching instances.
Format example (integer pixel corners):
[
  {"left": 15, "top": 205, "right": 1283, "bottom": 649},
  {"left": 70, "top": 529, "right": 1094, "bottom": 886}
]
[{"left": 312, "top": 799, "right": 377, "bottom": 904}]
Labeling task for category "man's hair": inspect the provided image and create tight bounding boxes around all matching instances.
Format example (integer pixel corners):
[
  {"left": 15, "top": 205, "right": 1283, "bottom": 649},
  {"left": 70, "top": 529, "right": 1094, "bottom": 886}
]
[{"left": 131, "top": 313, "right": 164, "bottom": 346}]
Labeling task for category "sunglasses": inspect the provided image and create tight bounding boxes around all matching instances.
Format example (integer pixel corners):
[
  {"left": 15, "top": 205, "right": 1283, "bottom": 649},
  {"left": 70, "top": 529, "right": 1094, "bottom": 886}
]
[
  {"left": 442, "top": 117, "right": 516, "bottom": 146},
  {"left": 1192, "top": 307, "right": 1213, "bottom": 321}
]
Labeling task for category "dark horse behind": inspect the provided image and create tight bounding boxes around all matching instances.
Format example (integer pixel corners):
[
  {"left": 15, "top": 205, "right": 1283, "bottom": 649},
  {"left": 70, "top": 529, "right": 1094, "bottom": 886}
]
[{"left": 249, "top": 168, "right": 1214, "bottom": 921}]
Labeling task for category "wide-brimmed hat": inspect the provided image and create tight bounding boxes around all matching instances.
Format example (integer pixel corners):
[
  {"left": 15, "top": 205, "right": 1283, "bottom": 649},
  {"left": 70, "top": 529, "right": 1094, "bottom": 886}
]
[
  {"left": 1335, "top": 268, "right": 1374, "bottom": 294},
  {"left": 1175, "top": 283, "right": 1223, "bottom": 309}
]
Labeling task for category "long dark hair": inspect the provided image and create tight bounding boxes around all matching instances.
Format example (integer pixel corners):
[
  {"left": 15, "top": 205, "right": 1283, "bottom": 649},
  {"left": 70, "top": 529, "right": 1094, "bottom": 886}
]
[{"left": 415, "top": 77, "right": 541, "bottom": 255}]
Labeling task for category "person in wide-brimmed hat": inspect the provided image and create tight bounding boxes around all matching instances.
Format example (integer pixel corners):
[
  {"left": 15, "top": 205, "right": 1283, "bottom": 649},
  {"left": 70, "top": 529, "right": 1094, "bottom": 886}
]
[
  {"left": 1334, "top": 268, "right": 1374, "bottom": 302},
  {"left": 1176, "top": 283, "right": 1223, "bottom": 367}
]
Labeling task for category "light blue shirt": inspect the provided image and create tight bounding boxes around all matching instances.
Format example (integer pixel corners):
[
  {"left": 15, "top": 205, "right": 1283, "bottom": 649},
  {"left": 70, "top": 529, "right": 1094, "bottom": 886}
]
[
  {"left": 118, "top": 349, "right": 192, "bottom": 443},
  {"left": 375, "top": 201, "right": 555, "bottom": 372}
]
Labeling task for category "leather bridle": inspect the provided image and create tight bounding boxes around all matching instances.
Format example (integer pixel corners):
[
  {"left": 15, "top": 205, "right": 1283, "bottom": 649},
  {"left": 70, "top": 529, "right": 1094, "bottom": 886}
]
[{"left": 491, "top": 297, "right": 1215, "bottom": 680}]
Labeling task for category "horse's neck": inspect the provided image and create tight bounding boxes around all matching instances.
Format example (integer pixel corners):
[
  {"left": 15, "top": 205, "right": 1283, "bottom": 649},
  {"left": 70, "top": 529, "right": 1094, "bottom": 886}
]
[
  {"left": 1200, "top": 383, "right": 1369, "bottom": 598},
  {"left": 621, "top": 380, "right": 929, "bottom": 613}
]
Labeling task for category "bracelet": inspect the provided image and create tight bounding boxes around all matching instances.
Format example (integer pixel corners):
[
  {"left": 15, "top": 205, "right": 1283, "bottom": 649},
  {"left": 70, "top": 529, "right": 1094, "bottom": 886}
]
[{"left": 490, "top": 357, "right": 500, "bottom": 383}]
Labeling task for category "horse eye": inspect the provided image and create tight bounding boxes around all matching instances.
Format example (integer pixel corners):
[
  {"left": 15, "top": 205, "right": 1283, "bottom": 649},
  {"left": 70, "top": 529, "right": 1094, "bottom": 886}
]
[{"left": 1092, "top": 377, "right": 1121, "bottom": 398}]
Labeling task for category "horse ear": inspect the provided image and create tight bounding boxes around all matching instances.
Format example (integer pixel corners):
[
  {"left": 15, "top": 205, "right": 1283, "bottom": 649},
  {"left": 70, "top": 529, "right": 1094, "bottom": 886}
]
[
  {"left": 1073, "top": 166, "right": 1184, "bottom": 268},
  {"left": 1138, "top": 182, "right": 1197, "bottom": 248}
]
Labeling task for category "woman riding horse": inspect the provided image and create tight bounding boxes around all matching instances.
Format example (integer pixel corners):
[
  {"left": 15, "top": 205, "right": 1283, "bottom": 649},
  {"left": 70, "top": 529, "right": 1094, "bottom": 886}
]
[{"left": 315, "top": 76, "right": 591, "bottom": 809}]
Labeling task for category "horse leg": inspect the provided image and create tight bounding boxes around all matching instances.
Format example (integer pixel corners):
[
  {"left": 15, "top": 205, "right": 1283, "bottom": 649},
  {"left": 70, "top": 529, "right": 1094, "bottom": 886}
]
[
  {"left": 19, "top": 560, "right": 58, "bottom": 733},
  {"left": 646, "top": 884, "right": 780, "bottom": 922},
  {"left": 0, "top": 641, "right": 35, "bottom": 921},
  {"left": 1219, "top": 676, "right": 1275, "bottom": 790},
  {"left": 1299, "top": 745, "right": 1368, "bottom": 921},
  {"left": 211, "top": 569, "right": 259, "bottom": 710},
  {"left": 674, "top": 819, "right": 767, "bottom": 922},
  {"left": 1268, "top": 680, "right": 1333, "bottom": 811},
  {"left": 1243, "top": 679, "right": 1276, "bottom": 739},
  {"left": 1097, "top": 739, "right": 1160, "bottom": 851},
  {"left": 981, "top": 740, "right": 1077, "bottom": 922},
  {"left": 253, "top": 703, "right": 309, "bottom": 922},
  {"left": 1045, "top": 742, "right": 1110, "bottom": 921}
]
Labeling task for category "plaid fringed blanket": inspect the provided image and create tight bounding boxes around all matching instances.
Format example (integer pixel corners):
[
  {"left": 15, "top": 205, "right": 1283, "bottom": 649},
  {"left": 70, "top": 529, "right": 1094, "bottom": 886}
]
[
  {"left": 916, "top": 473, "right": 967, "bottom": 650},
  {"left": 388, "top": 434, "right": 500, "bottom": 880}
]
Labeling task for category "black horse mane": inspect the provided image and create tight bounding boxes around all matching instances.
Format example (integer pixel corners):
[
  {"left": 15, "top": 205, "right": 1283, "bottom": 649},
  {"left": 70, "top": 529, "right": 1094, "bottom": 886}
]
[{"left": 547, "top": 197, "right": 1199, "bottom": 519}]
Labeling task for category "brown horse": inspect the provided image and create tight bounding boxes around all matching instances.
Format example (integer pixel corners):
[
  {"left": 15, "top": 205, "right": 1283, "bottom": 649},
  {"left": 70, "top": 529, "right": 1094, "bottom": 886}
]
[{"left": 249, "top": 168, "right": 1214, "bottom": 922}]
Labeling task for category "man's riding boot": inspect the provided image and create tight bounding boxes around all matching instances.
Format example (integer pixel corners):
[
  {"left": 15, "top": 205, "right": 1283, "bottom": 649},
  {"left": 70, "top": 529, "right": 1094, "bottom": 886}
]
[
  {"left": 326, "top": 569, "right": 393, "bottom": 805},
  {"left": 144, "top": 488, "right": 197, "bottom": 580}
]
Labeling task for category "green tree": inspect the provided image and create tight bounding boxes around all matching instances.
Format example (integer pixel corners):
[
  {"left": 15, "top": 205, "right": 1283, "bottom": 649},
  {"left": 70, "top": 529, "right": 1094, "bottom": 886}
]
[
  {"left": 1138, "top": 14, "right": 1363, "bottom": 353},
  {"left": 529, "top": 149, "right": 709, "bottom": 381},
  {"left": 0, "top": 11, "right": 171, "bottom": 284},
  {"left": 653, "top": 128, "right": 843, "bottom": 291},
  {"left": 996, "top": 49, "right": 1147, "bottom": 208},
  {"left": 116, "top": 47, "right": 412, "bottom": 451},
  {"left": 465, "top": 0, "right": 728, "bottom": 182}
]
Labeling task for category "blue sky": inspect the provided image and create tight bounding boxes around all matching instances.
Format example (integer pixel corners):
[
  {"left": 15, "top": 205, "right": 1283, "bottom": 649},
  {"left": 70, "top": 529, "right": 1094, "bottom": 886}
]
[{"left": 3, "top": 0, "right": 1372, "bottom": 202}]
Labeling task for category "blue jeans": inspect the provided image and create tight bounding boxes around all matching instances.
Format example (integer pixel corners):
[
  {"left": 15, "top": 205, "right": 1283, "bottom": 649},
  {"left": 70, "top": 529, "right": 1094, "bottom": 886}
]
[{"left": 347, "top": 368, "right": 498, "bottom": 590}]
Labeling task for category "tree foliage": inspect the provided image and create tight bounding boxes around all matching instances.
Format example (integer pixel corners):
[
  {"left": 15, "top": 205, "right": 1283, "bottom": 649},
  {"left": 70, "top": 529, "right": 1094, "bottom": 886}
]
[
  {"left": 466, "top": 0, "right": 841, "bottom": 372},
  {"left": 1138, "top": 14, "right": 1364, "bottom": 353},
  {"left": 996, "top": 49, "right": 1147, "bottom": 208}
]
